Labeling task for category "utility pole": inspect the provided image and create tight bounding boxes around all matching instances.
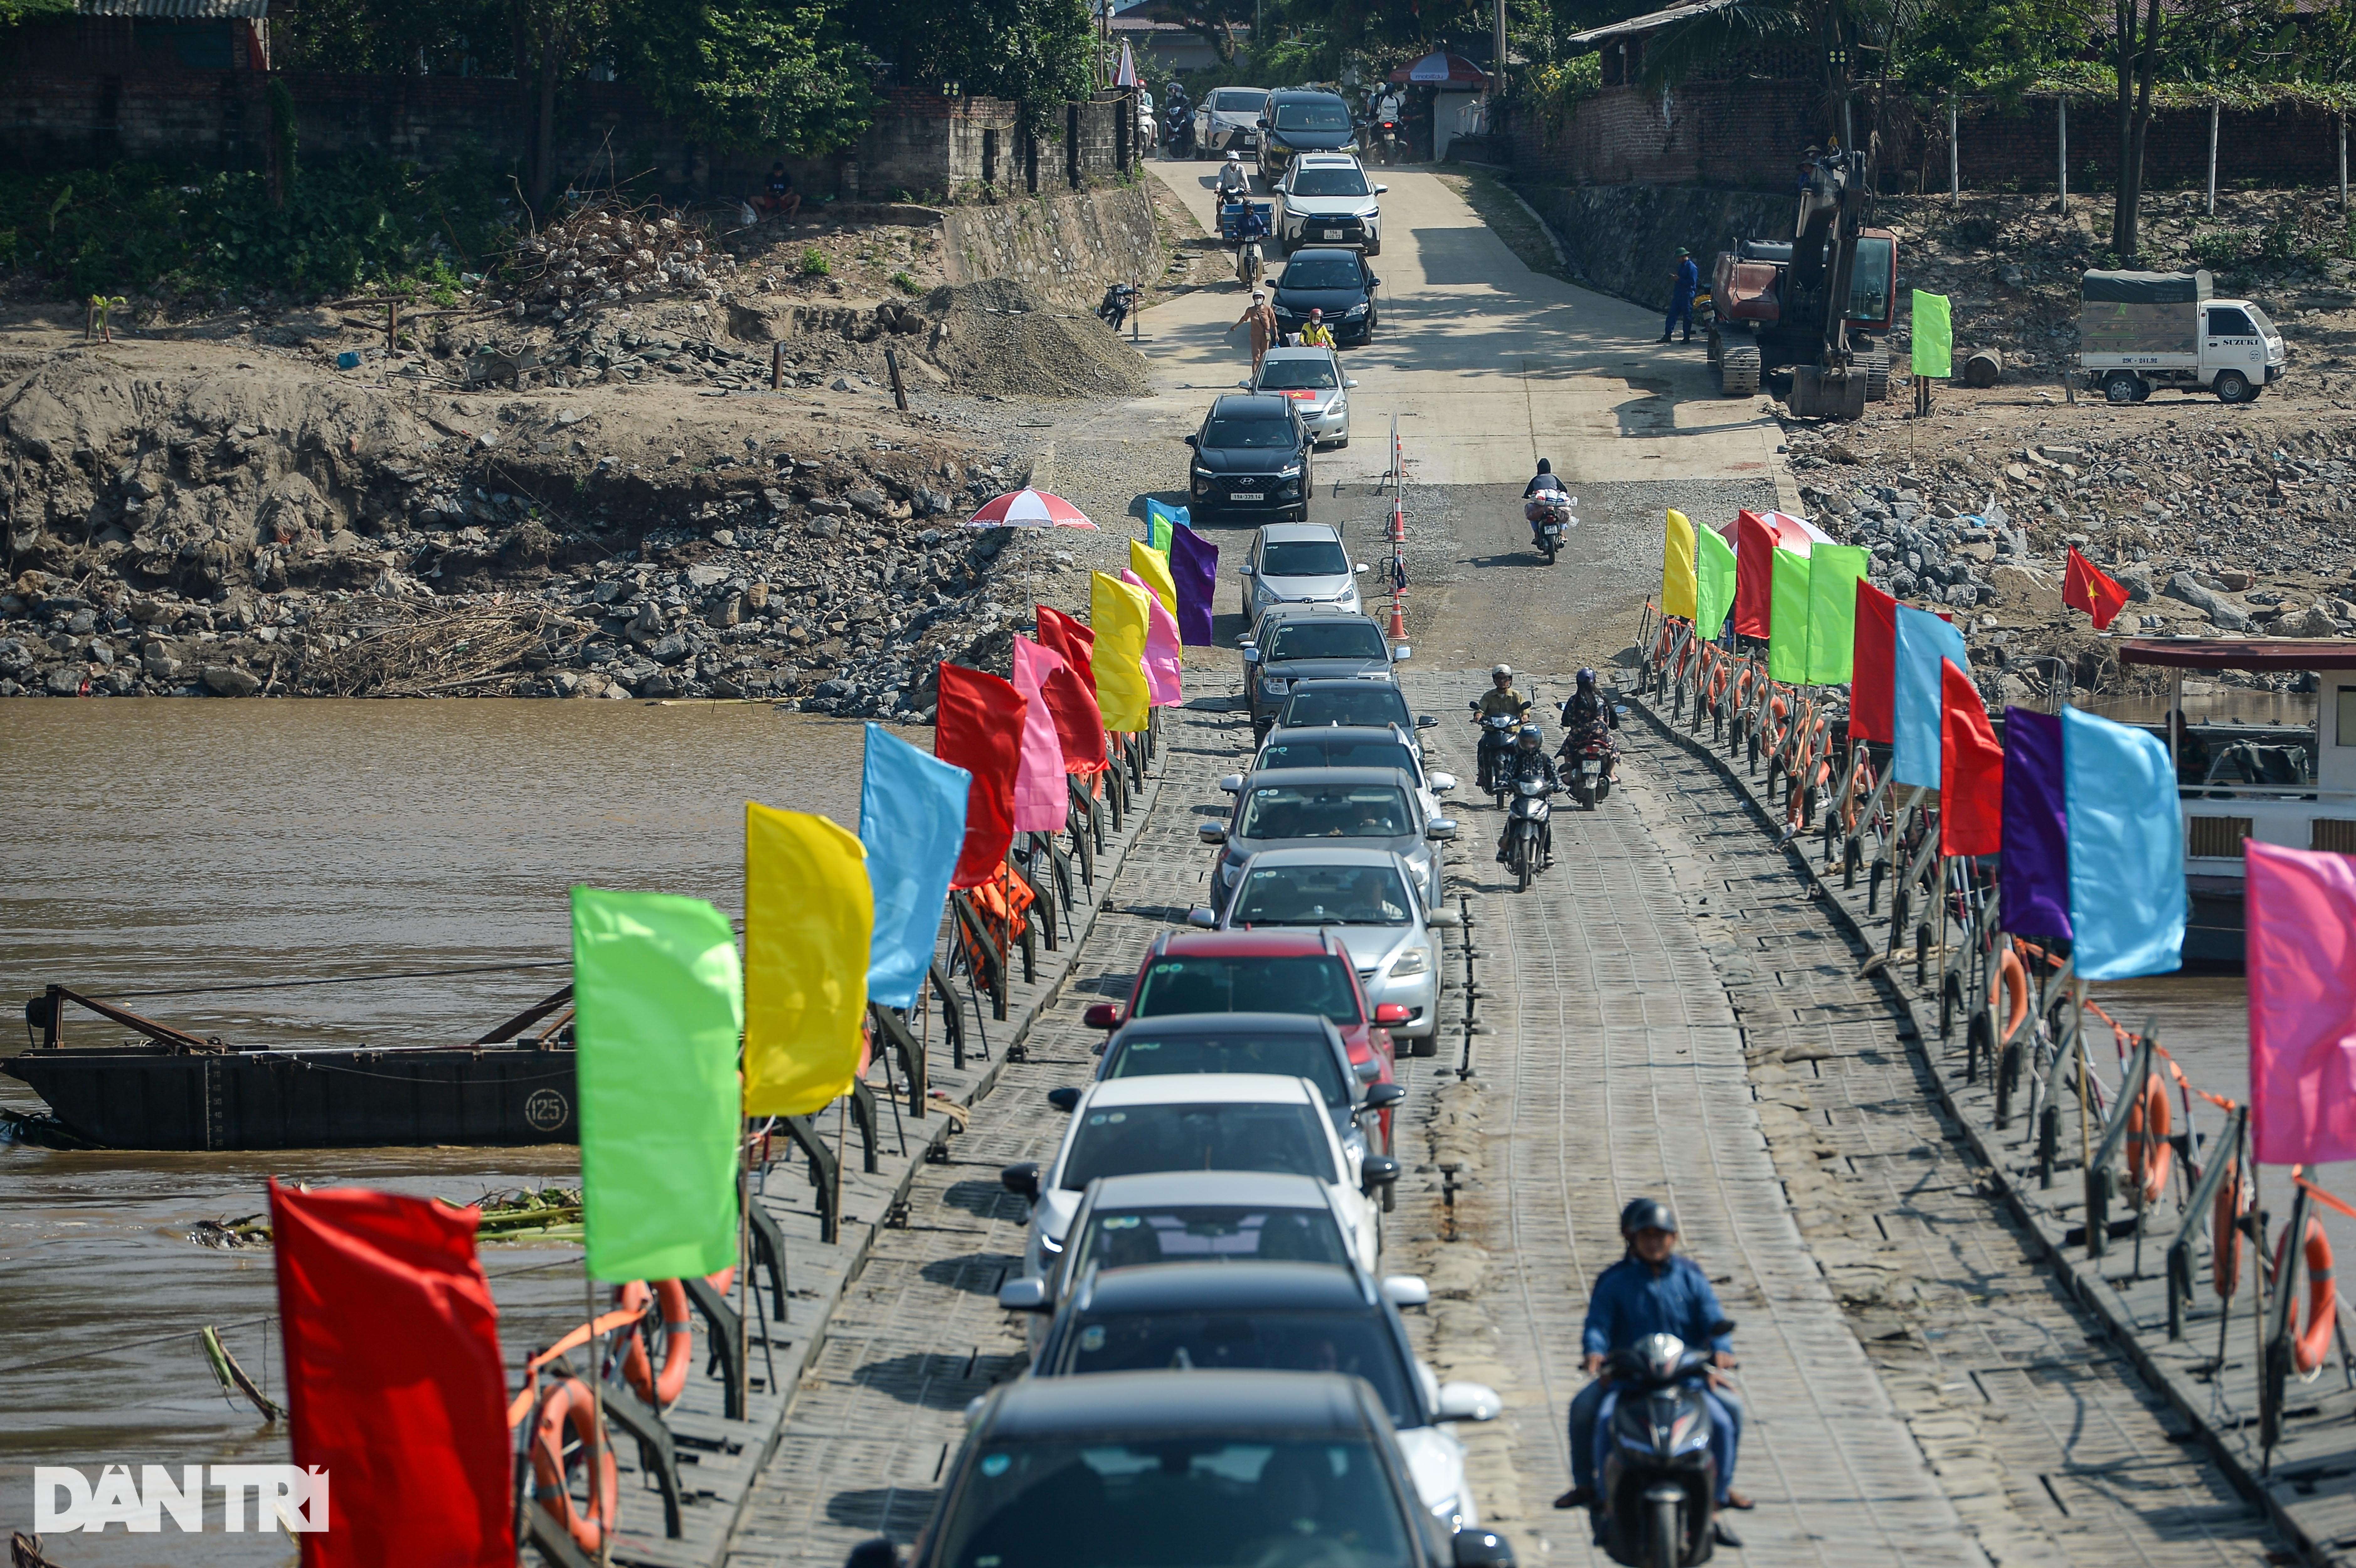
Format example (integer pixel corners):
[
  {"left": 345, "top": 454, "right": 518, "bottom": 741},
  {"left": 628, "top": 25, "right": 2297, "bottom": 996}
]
[
  {"left": 1493, "top": 0, "right": 1506, "bottom": 100},
  {"left": 2058, "top": 96, "right": 2069, "bottom": 217}
]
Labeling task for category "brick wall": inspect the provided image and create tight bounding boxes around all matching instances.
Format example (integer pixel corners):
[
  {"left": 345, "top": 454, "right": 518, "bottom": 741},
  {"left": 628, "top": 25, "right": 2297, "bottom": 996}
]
[
  {"left": 0, "top": 68, "right": 1138, "bottom": 199},
  {"left": 1503, "top": 84, "right": 2345, "bottom": 194}
]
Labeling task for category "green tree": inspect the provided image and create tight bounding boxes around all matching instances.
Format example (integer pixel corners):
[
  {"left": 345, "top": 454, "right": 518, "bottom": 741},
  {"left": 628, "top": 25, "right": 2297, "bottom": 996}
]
[
  {"left": 624, "top": 0, "right": 879, "bottom": 153},
  {"left": 854, "top": 0, "right": 1093, "bottom": 122}
]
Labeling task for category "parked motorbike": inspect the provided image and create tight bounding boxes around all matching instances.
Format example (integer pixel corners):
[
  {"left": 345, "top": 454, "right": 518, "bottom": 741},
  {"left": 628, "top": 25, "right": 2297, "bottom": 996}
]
[
  {"left": 1567, "top": 730, "right": 1616, "bottom": 808},
  {"left": 1471, "top": 705, "right": 1523, "bottom": 801},
  {"left": 1097, "top": 282, "right": 1138, "bottom": 332},
  {"left": 1505, "top": 776, "right": 1553, "bottom": 892},
  {"left": 1524, "top": 493, "right": 1575, "bottom": 564},
  {"left": 1594, "top": 1331, "right": 1733, "bottom": 1568}
]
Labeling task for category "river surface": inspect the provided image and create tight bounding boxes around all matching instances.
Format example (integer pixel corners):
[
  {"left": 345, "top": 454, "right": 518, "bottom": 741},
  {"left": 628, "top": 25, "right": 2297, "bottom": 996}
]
[{"left": 0, "top": 698, "right": 866, "bottom": 1563}]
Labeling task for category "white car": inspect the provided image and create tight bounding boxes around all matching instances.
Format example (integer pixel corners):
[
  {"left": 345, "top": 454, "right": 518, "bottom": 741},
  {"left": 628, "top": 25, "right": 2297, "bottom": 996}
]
[
  {"left": 1246, "top": 346, "right": 1356, "bottom": 447},
  {"left": 1276, "top": 152, "right": 1386, "bottom": 254},
  {"left": 1242, "top": 522, "right": 1364, "bottom": 625},
  {"left": 1000, "top": 1073, "right": 1396, "bottom": 1285},
  {"left": 1196, "top": 87, "right": 1269, "bottom": 157}
]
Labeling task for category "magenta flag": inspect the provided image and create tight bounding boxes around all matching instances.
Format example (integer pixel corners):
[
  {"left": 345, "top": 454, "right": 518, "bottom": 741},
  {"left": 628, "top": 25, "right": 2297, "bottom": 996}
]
[
  {"left": 1169, "top": 525, "right": 1220, "bottom": 646},
  {"left": 1009, "top": 637, "right": 1072, "bottom": 833},
  {"left": 1122, "top": 569, "right": 1184, "bottom": 706},
  {"left": 2250, "top": 841, "right": 2356, "bottom": 1164}
]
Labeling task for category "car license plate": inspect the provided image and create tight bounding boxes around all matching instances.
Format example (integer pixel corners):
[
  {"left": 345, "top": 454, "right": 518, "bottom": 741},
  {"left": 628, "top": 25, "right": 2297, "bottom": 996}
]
[
  {"left": 1231, "top": 490, "right": 1263, "bottom": 501},
  {"left": 1323, "top": 228, "right": 1344, "bottom": 238}
]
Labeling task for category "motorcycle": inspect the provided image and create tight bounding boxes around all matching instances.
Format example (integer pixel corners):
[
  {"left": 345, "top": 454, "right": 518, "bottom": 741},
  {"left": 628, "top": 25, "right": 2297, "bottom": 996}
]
[
  {"left": 1096, "top": 282, "right": 1138, "bottom": 333},
  {"left": 1471, "top": 705, "right": 1523, "bottom": 801},
  {"left": 1504, "top": 776, "right": 1552, "bottom": 892},
  {"left": 1374, "top": 118, "right": 1399, "bottom": 165},
  {"left": 1568, "top": 730, "right": 1616, "bottom": 808},
  {"left": 1594, "top": 1331, "right": 1733, "bottom": 1568},
  {"left": 1524, "top": 493, "right": 1575, "bottom": 564},
  {"left": 1164, "top": 102, "right": 1196, "bottom": 159},
  {"left": 1235, "top": 234, "right": 1265, "bottom": 291}
]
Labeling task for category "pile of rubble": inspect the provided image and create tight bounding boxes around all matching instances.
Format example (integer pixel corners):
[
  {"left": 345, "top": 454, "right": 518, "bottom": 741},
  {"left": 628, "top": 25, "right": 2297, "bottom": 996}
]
[{"left": 1785, "top": 412, "right": 2356, "bottom": 700}]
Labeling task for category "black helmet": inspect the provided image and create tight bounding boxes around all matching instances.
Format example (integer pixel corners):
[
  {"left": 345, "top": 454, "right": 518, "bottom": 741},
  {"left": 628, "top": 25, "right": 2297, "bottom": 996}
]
[
  {"left": 1535, "top": 458, "right": 1552, "bottom": 474},
  {"left": 1619, "top": 1198, "right": 1677, "bottom": 1236},
  {"left": 1577, "top": 667, "right": 1597, "bottom": 687}
]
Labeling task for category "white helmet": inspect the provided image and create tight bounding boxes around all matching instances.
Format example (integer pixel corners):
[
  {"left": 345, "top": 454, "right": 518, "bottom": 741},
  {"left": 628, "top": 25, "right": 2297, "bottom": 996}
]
[
  {"left": 1491, "top": 663, "right": 1512, "bottom": 678},
  {"left": 1227, "top": 151, "right": 1241, "bottom": 163}
]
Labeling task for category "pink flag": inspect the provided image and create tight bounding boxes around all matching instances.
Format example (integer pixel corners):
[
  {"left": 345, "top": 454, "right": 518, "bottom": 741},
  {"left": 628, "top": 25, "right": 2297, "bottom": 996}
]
[
  {"left": 2249, "top": 840, "right": 2356, "bottom": 1164},
  {"left": 1009, "top": 637, "right": 1072, "bottom": 834},
  {"left": 1122, "top": 568, "right": 1183, "bottom": 707}
]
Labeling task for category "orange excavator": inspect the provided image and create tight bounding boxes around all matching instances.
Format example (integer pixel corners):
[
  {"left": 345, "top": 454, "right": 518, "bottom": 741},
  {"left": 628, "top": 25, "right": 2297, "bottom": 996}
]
[{"left": 1706, "top": 144, "right": 1898, "bottom": 417}]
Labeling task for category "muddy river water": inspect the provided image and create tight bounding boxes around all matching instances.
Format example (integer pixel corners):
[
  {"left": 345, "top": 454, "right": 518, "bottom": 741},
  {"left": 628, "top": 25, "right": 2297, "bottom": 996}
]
[{"left": 0, "top": 696, "right": 2325, "bottom": 1562}]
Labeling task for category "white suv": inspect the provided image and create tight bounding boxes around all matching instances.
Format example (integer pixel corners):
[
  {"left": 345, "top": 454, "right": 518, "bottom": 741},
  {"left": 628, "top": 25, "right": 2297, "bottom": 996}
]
[{"left": 1276, "top": 153, "right": 1386, "bottom": 255}]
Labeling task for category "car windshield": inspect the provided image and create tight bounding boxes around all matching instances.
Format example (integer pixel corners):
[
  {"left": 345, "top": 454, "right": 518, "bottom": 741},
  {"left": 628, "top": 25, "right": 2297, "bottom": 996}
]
[
  {"left": 1061, "top": 1102, "right": 1339, "bottom": 1189},
  {"left": 1269, "top": 621, "right": 1388, "bottom": 660},
  {"left": 934, "top": 1437, "right": 1411, "bottom": 1568},
  {"left": 1236, "top": 784, "right": 1413, "bottom": 840},
  {"left": 1291, "top": 168, "right": 1370, "bottom": 197},
  {"left": 1054, "top": 1312, "right": 1415, "bottom": 1425},
  {"left": 1212, "top": 90, "right": 1264, "bottom": 112},
  {"left": 1231, "top": 863, "right": 1414, "bottom": 930},
  {"left": 1257, "top": 360, "right": 1340, "bottom": 391},
  {"left": 1274, "top": 102, "right": 1351, "bottom": 132},
  {"left": 1280, "top": 258, "right": 1363, "bottom": 290},
  {"left": 1260, "top": 539, "right": 1348, "bottom": 576},
  {"left": 1070, "top": 1205, "right": 1354, "bottom": 1274},
  {"left": 2244, "top": 304, "right": 2277, "bottom": 334},
  {"left": 1258, "top": 739, "right": 1414, "bottom": 778},
  {"left": 1133, "top": 954, "right": 1362, "bottom": 1025},
  {"left": 1279, "top": 686, "right": 1412, "bottom": 729},
  {"left": 1105, "top": 1028, "right": 1350, "bottom": 1108},
  {"left": 1205, "top": 417, "right": 1297, "bottom": 450}
]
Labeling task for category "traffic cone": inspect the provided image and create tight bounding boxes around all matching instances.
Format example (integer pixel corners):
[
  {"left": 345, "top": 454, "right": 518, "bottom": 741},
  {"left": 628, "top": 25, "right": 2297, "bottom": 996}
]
[
  {"left": 1388, "top": 594, "right": 1407, "bottom": 640},
  {"left": 1389, "top": 502, "right": 1405, "bottom": 543}
]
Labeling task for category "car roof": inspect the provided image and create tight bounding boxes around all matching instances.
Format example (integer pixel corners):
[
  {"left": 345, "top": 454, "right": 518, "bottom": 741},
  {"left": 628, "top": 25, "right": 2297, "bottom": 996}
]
[
  {"left": 1258, "top": 346, "right": 1339, "bottom": 361},
  {"left": 1110, "top": 1009, "right": 1336, "bottom": 1040},
  {"left": 1293, "top": 151, "right": 1360, "bottom": 165},
  {"left": 981, "top": 1368, "right": 1375, "bottom": 1441},
  {"left": 1077, "top": 1260, "right": 1373, "bottom": 1315},
  {"left": 1081, "top": 1072, "right": 1324, "bottom": 1108},
  {"left": 1232, "top": 845, "right": 1410, "bottom": 871},
  {"left": 1211, "top": 393, "right": 1296, "bottom": 419},
  {"left": 1257, "top": 521, "right": 1341, "bottom": 543},
  {"left": 1262, "top": 725, "right": 1408, "bottom": 747},
  {"left": 1283, "top": 678, "right": 1407, "bottom": 694},
  {"left": 1269, "top": 88, "right": 1346, "bottom": 101},
  {"left": 1283, "top": 247, "right": 1366, "bottom": 263},
  {"left": 1151, "top": 928, "right": 1345, "bottom": 958},
  {"left": 1086, "top": 1170, "right": 1335, "bottom": 1208},
  {"left": 1240, "top": 765, "right": 1416, "bottom": 790}
]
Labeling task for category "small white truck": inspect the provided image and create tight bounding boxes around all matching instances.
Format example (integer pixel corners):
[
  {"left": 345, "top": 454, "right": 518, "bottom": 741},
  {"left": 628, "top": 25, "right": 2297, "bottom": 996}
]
[{"left": 2079, "top": 268, "right": 2284, "bottom": 405}]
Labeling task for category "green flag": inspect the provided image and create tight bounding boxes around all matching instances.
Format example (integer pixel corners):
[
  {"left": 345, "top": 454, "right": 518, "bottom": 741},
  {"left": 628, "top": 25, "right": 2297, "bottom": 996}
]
[
  {"left": 1912, "top": 291, "right": 1952, "bottom": 379},
  {"left": 1695, "top": 524, "right": 1738, "bottom": 641},
  {"left": 1804, "top": 544, "right": 1870, "bottom": 684},
  {"left": 571, "top": 886, "right": 743, "bottom": 1283},
  {"left": 1767, "top": 548, "right": 1812, "bottom": 683}
]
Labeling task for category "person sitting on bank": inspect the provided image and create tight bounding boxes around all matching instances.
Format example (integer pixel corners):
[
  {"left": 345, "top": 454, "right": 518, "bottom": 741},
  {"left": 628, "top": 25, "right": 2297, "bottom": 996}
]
[{"left": 755, "top": 162, "right": 802, "bottom": 220}]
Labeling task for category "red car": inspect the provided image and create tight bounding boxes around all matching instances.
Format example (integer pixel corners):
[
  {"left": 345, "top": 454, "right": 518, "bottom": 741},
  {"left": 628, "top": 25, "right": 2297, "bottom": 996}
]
[{"left": 1082, "top": 930, "right": 1406, "bottom": 1151}]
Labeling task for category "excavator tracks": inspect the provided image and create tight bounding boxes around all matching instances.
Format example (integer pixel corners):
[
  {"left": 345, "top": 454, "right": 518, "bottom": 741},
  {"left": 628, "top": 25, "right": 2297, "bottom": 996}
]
[{"left": 1719, "top": 344, "right": 1761, "bottom": 396}]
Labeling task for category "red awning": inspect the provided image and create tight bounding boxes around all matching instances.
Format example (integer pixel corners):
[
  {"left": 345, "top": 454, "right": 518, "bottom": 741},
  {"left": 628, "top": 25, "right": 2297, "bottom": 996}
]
[{"left": 2117, "top": 638, "right": 2356, "bottom": 671}]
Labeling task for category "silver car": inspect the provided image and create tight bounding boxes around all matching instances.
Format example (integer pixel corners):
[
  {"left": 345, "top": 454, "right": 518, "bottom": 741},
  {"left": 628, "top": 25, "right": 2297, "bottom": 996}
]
[
  {"left": 1191, "top": 848, "right": 1453, "bottom": 1045},
  {"left": 1246, "top": 347, "right": 1357, "bottom": 448},
  {"left": 1230, "top": 722, "right": 1457, "bottom": 822},
  {"left": 1196, "top": 86, "right": 1269, "bottom": 156},
  {"left": 1202, "top": 764, "right": 1455, "bottom": 910},
  {"left": 1242, "top": 524, "right": 1365, "bottom": 626}
]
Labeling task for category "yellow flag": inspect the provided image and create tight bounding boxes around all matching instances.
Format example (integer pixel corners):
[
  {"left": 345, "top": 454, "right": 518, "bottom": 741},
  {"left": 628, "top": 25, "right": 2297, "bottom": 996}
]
[
  {"left": 1128, "top": 538, "right": 1181, "bottom": 662},
  {"left": 1089, "top": 571, "right": 1154, "bottom": 733},
  {"left": 1663, "top": 509, "right": 1699, "bottom": 621},
  {"left": 743, "top": 803, "right": 873, "bottom": 1117}
]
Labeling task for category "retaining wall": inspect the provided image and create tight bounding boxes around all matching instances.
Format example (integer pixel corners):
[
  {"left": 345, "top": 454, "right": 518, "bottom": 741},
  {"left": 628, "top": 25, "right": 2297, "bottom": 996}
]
[{"left": 940, "top": 183, "right": 1160, "bottom": 308}]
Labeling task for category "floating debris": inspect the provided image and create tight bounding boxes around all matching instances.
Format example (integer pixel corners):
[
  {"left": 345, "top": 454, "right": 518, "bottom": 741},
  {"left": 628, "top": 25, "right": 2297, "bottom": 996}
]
[{"left": 189, "top": 1214, "right": 272, "bottom": 1249}]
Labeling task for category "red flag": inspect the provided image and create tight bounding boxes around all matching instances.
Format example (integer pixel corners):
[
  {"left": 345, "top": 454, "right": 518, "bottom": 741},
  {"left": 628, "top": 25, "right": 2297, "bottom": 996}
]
[
  {"left": 2063, "top": 547, "right": 2130, "bottom": 631},
  {"left": 1939, "top": 658, "right": 2002, "bottom": 856},
  {"left": 1851, "top": 579, "right": 1898, "bottom": 743},
  {"left": 1732, "top": 510, "right": 1777, "bottom": 638},
  {"left": 1036, "top": 645, "right": 1108, "bottom": 774},
  {"left": 269, "top": 1180, "right": 512, "bottom": 1567},
  {"left": 1036, "top": 604, "right": 1098, "bottom": 698},
  {"left": 936, "top": 661, "right": 1026, "bottom": 888}
]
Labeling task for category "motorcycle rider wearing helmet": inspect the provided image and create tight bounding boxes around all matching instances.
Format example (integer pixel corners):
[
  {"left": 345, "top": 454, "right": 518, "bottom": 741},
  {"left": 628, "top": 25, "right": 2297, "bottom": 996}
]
[
  {"left": 1557, "top": 1199, "right": 1750, "bottom": 1535},
  {"left": 1217, "top": 151, "right": 1251, "bottom": 200},
  {"left": 1472, "top": 665, "right": 1531, "bottom": 790},
  {"left": 1558, "top": 667, "right": 1619, "bottom": 780},
  {"left": 1493, "top": 723, "right": 1557, "bottom": 865},
  {"left": 1298, "top": 308, "right": 1336, "bottom": 350},
  {"left": 1523, "top": 459, "right": 1569, "bottom": 549}
]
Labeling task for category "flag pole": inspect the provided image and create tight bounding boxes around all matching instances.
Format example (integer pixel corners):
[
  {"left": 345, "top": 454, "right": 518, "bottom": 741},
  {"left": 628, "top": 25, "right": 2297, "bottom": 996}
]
[
  {"left": 738, "top": 1114, "right": 752, "bottom": 1417},
  {"left": 587, "top": 1270, "right": 612, "bottom": 1568}
]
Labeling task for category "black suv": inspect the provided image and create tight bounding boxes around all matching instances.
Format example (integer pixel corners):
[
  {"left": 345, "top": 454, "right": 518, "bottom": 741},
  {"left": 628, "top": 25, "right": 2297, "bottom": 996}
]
[
  {"left": 1185, "top": 393, "right": 1314, "bottom": 520},
  {"left": 1255, "top": 89, "right": 1359, "bottom": 183},
  {"left": 1271, "top": 247, "right": 1380, "bottom": 346}
]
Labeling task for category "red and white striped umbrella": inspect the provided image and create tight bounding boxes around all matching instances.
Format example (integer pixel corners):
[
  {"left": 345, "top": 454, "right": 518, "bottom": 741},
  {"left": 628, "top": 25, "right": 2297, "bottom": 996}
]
[{"left": 963, "top": 488, "right": 1098, "bottom": 529}]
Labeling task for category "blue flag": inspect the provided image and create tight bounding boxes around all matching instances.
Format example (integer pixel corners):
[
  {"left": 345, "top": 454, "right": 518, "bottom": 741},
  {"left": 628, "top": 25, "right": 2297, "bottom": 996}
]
[
  {"left": 2062, "top": 706, "right": 2184, "bottom": 980},
  {"left": 858, "top": 723, "right": 970, "bottom": 1009},
  {"left": 1891, "top": 605, "right": 1966, "bottom": 789},
  {"left": 1143, "top": 498, "right": 1192, "bottom": 554}
]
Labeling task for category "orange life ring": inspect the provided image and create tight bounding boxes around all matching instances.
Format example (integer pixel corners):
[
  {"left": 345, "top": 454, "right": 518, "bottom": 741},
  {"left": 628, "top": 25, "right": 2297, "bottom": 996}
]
[
  {"left": 1990, "top": 946, "right": 2029, "bottom": 1048},
  {"left": 2272, "top": 1216, "right": 2339, "bottom": 1375},
  {"left": 618, "top": 1280, "right": 695, "bottom": 1409},
  {"left": 532, "top": 1376, "right": 618, "bottom": 1552},
  {"left": 2125, "top": 1074, "right": 2173, "bottom": 1206},
  {"left": 2214, "top": 1161, "right": 2246, "bottom": 1300}
]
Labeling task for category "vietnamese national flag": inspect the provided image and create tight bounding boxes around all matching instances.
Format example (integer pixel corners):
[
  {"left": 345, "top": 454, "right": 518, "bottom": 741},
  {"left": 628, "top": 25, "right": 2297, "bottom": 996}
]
[
  {"left": 270, "top": 1181, "right": 512, "bottom": 1566},
  {"left": 1938, "top": 658, "right": 2003, "bottom": 856},
  {"left": 1036, "top": 604, "right": 1098, "bottom": 697},
  {"left": 935, "top": 661, "right": 1027, "bottom": 888},
  {"left": 2063, "top": 547, "right": 2130, "bottom": 631}
]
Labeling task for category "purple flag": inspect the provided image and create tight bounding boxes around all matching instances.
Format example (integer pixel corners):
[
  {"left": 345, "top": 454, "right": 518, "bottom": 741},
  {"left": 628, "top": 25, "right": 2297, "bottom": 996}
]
[
  {"left": 1170, "top": 524, "right": 1219, "bottom": 647},
  {"left": 2000, "top": 706, "right": 2070, "bottom": 940}
]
